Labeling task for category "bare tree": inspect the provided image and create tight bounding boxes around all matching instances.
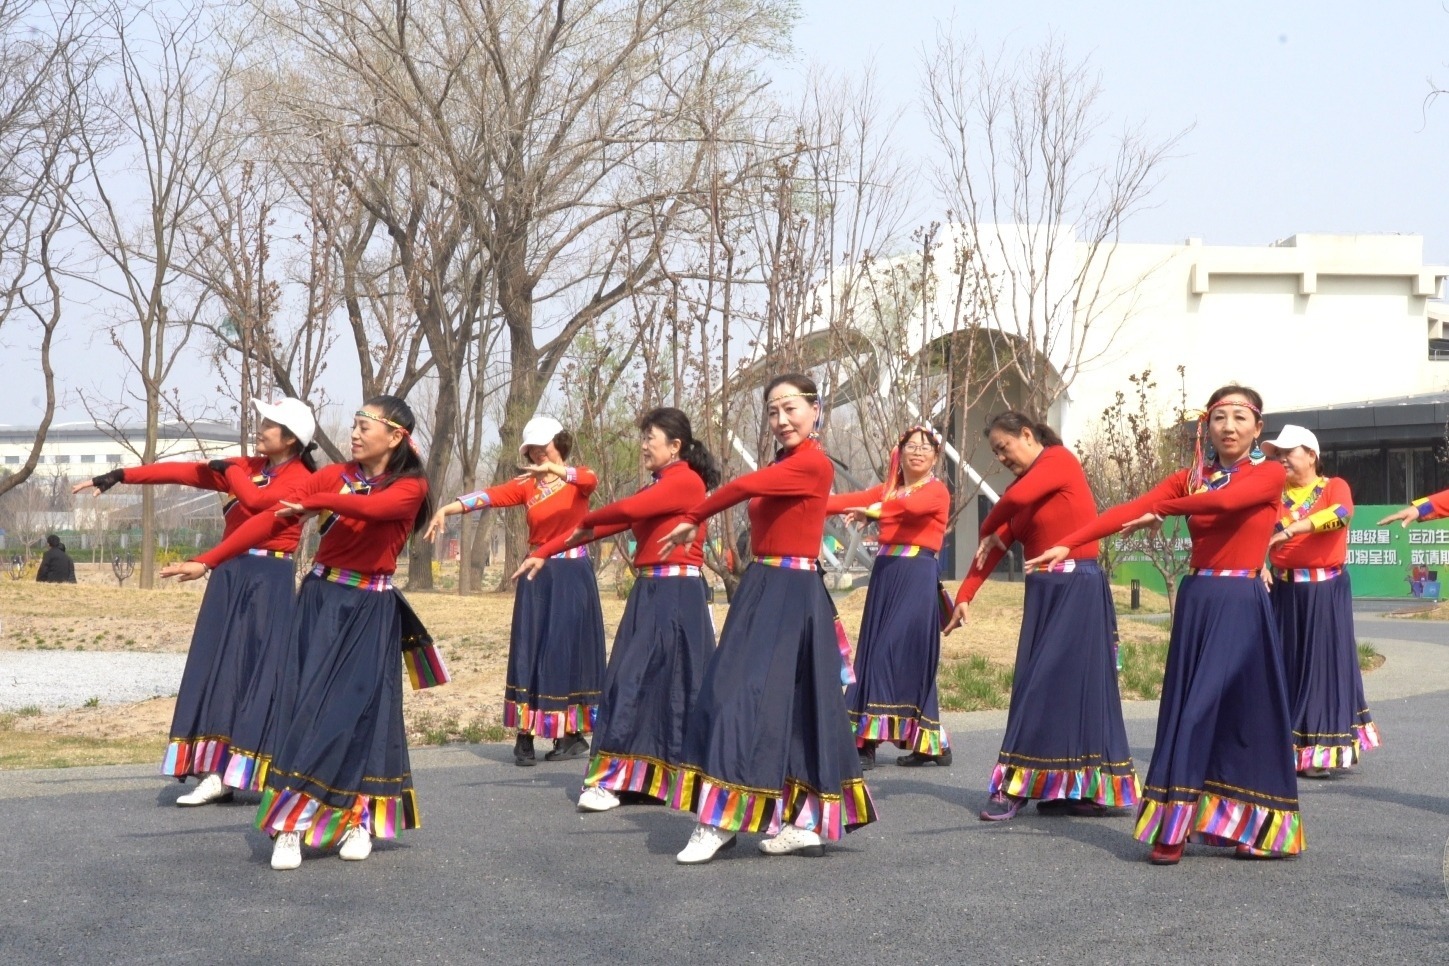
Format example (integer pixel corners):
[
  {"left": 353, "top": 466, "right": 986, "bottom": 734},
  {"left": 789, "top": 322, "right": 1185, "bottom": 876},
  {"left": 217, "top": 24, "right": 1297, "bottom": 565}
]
[
  {"left": 70, "top": 5, "right": 233, "bottom": 587},
  {"left": 922, "top": 32, "right": 1186, "bottom": 419},
  {"left": 242, "top": 0, "right": 796, "bottom": 587},
  {"left": 1080, "top": 366, "right": 1193, "bottom": 614},
  {"left": 0, "top": 0, "right": 100, "bottom": 497}
]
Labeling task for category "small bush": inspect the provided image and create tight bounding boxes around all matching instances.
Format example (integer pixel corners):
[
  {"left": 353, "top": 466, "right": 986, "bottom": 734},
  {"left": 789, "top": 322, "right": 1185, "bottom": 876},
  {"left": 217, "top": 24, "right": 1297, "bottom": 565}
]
[{"left": 83, "top": 696, "right": 100, "bottom": 708}]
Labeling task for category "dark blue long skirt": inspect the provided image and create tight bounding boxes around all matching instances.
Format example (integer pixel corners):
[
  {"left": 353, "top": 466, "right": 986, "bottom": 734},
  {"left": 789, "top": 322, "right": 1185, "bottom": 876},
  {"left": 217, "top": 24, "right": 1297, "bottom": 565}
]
[
  {"left": 668, "top": 562, "right": 877, "bottom": 840},
  {"left": 990, "top": 562, "right": 1138, "bottom": 805},
  {"left": 1134, "top": 574, "right": 1303, "bottom": 854},
  {"left": 504, "top": 555, "right": 607, "bottom": 738},
  {"left": 1270, "top": 570, "right": 1380, "bottom": 769},
  {"left": 846, "top": 552, "right": 948, "bottom": 754},
  {"left": 584, "top": 574, "right": 715, "bottom": 800},
  {"left": 160, "top": 552, "right": 296, "bottom": 789},
  {"left": 255, "top": 575, "right": 416, "bottom": 848}
]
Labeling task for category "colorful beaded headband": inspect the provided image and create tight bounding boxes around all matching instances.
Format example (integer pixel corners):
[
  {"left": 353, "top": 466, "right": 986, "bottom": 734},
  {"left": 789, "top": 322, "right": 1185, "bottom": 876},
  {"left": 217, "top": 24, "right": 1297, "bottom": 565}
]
[
  {"left": 356, "top": 409, "right": 421, "bottom": 456},
  {"left": 1188, "top": 396, "right": 1263, "bottom": 490},
  {"left": 766, "top": 390, "right": 818, "bottom": 404}
]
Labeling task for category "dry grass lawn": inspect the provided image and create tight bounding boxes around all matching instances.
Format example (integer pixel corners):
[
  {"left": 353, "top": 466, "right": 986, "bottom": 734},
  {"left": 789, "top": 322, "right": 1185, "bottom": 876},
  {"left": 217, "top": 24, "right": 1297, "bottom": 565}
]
[{"left": 0, "top": 570, "right": 1173, "bottom": 769}]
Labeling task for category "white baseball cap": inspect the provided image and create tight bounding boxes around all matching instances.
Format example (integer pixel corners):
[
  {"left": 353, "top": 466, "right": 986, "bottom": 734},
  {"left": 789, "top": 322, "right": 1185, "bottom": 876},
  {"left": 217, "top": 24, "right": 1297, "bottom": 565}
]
[
  {"left": 1260, "top": 424, "right": 1319, "bottom": 458},
  {"left": 518, "top": 415, "right": 564, "bottom": 455},
  {"left": 253, "top": 397, "right": 316, "bottom": 448}
]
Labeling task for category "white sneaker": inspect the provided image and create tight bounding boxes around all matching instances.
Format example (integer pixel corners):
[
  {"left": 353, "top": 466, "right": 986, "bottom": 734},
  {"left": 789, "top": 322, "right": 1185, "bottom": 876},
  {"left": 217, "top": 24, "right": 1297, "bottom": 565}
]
[
  {"left": 338, "top": 825, "right": 372, "bottom": 861},
  {"left": 577, "top": 786, "right": 621, "bottom": 812},
  {"left": 270, "top": 831, "right": 302, "bottom": 870},
  {"left": 757, "top": 824, "right": 824, "bottom": 856},
  {"left": 675, "top": 823, "right": 737, "bottom": 864},
  {"left": 176, "top": 773, "right": 232, "bottom": 807}
]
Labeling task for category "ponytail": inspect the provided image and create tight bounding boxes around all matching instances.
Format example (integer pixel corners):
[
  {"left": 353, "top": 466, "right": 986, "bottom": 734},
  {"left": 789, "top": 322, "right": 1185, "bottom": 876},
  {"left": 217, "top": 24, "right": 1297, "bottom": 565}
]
[
  {"left": 362, "top": 394, "right": 436, "bottom": 533},
  {"left": 639, "top": 407, "right": 721, "bottom": 490}
]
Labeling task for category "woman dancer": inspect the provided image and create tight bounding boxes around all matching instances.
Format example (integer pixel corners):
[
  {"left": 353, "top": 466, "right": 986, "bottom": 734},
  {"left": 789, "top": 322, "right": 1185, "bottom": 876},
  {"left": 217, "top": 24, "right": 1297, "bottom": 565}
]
[
  {"left": 426, "top": 416, "right": 606, "bottom": 765},
  {"left": 826, "top": 425, "right": 951, "bottom": 769},
  {"left": 661, "top": 374, "right": 877, "bottom": 864},
  {"left": 1264, "top": 425, "right": 1379, "bottom": 777},
  {"left": 514, "top": 408, "right": 720, "bottom": 812},
  {"left": 164, "top": 395, "right": 434, "bottom": 870},
  {"left": 950, "top": 412, "right": 1138, "bottom": 821},
  {"left": 76, "top": 398, "right": 317, "bottom": 805},
  {"left": 1028, "top": 386, "right": 1302, "bottom": 864}
]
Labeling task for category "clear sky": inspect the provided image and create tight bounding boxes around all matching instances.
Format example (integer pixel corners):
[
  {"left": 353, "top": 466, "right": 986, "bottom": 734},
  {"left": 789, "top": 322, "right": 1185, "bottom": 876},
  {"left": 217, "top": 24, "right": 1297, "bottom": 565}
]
[
  {"left": 781, "top": 0, "right": 1449, "bottom": 256},
  {"left": 9, "top": 0, "right": 1449, "bottom": 425}
]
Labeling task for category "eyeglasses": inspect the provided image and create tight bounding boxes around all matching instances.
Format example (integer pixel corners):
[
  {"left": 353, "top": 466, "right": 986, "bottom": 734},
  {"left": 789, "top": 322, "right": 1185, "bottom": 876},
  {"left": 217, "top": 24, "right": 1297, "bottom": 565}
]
[{"left": 901, "top": 443, "right": 937, "bottom": 453}]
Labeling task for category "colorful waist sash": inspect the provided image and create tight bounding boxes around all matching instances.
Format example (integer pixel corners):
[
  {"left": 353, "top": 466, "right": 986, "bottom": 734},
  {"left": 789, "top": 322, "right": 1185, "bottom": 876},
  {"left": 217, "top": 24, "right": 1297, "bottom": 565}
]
[
  {"left": 549, "top": 546, "right": 589, "bottom": 560},
  {"left": 1190, "top": 568, "right": 1260, "bottom": 578},
  {"left": 877, "top": 544, "right": 935, "bottom": 558},
  {"left": 755, "top": 555, "right": 816, "bottom": 570},
  {"left": 311, "top": 564, "right": 392, "bottom": 591},
  {"left": 640, "top": 563, "right": 701, "bottom": 577},
  {"left": 1273, "top": 565, "right": 1343, "bottom": 583},
  {"left": 247, "top": 548, "right": 294, "bottom": 560},
  {"left": 1029, "top": 558, "right": 1100, "bottom": 574}
]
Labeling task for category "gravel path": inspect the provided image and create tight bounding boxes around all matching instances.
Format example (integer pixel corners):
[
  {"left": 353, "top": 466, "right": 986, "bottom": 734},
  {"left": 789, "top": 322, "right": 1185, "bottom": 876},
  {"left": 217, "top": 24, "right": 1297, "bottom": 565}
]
[{"left": 0, "top": 652, "right": 186, "bottom": 712}]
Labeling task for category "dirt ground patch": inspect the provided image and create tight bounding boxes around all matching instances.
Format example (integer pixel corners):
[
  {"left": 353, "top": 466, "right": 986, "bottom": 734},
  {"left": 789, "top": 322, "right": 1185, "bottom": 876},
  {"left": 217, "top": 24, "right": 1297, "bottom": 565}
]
[
  {"left": 1384, "top": 602, "right": 1449, "bottom": 620},
  {"left": 0, "top": 573, "right": 1172, "bottom": 768}
]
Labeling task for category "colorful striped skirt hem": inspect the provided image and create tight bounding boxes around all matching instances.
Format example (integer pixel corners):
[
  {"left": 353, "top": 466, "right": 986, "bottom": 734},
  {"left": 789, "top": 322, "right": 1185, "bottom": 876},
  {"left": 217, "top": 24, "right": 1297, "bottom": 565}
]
[
  {"left": 503, "top": 698, "right": 598, "bottom": 738},
  {"left": 1134, "top": 787, "right": 1303, "bottom": 855},
  {"left": 584, "top": 751, "right": 677, "bottom": 801},
  {"left": 853, "top": 709, "right": 948, "bottom": 755},
  {"left": 256, "top": 785, "right": 420, "bottom": 849},
  {"left": 160, "top": 735, "right": 232, "bottom": 779},
  {"left": 1295, "top": 717, "right": 1382, "bottom": 770},
  {"left": 669, "top": 765, "right": 877, "bottom": 840},
  {"left": 988, "top": 760, "right": 1140, "bottom": 807}
]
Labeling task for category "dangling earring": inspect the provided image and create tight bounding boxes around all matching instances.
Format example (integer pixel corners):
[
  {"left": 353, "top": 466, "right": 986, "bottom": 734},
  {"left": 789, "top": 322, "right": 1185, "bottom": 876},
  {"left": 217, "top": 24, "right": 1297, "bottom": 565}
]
[
  {"left": 1204, "top": 442, "right": 1217, "bottom": 465},
  {"left": 1250, "top": 438, "right": 1264, "bottom": 461}
]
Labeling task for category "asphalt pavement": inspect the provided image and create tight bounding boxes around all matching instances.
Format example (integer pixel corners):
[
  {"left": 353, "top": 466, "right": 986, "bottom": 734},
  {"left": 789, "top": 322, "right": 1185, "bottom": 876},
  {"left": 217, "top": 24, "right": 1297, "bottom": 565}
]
[{"left": 3, "top": 624, "right": 1448, "bottom": 965}]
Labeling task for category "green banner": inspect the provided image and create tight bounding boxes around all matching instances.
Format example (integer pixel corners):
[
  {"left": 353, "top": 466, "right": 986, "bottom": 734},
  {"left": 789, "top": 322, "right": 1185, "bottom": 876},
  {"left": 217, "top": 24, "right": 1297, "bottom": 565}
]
[{"left": 1106, "top": 505, "right": 1449, "bottom": 600}]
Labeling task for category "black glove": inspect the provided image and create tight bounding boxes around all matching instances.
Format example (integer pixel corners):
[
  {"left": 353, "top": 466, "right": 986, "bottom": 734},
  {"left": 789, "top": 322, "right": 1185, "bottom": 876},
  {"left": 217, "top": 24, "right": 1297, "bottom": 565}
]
[
  {"left": 90, "top": 469, "right": 124, "bottom": 493},
  {"left": 207, "top": 459, "right": 232, "bottom": 475}
]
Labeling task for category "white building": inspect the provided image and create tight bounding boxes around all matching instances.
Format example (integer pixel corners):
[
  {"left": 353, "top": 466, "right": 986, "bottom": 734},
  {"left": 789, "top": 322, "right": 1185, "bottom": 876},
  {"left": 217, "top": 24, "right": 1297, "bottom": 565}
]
[{"left": 0, "top": 421, "right": 242, "bottom": 478}]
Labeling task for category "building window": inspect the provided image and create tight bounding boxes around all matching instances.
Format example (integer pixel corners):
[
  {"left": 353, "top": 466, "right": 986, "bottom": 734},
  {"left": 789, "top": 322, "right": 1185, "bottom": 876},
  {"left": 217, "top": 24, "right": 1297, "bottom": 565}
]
[
  {"left": 3, "top": 455, "right": 18, "bottom": 464},
  {"left": 106, "top": 454, "right": 123, "bottom": 464},
  {"left": 80, "top": 454, "right": 96, "bottom": 463},
  {"left": 54, "top": 454, "right": 70, "bottom": 463}
]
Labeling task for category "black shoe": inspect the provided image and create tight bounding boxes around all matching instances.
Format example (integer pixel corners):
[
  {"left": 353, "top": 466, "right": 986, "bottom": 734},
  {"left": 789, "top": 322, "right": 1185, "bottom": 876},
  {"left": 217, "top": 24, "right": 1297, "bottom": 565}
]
[
  {"left": 858, "top": 741, "right": 877, "bottom": 771},
  {"left": 514, "top": 733, "right": 536, "bottom": 767},
  {"left": 544, "top": 733, "right": 590, "bottom": 761},
  {"left": 1035, "top": 798, "right": 1108, "bottom": 817},
  {"left": 896, "top": 747, "right": 953, "bottom": 767}
]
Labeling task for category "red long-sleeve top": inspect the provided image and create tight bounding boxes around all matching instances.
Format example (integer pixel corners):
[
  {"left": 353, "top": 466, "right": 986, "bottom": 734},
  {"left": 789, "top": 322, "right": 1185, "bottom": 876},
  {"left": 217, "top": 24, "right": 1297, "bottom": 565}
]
[
  {"left": 826, "top": 478, "right": 950, "bottom": 552},
  {"left": 684, "top": 438, "right": 833, "bottom": 558},
  {"left": 955, "top": 445, "right": 1101, "bottom": 604},
  {"left": 122, "top": 457, "right": 311, "bottom": 554},
  {"left": 1270, "top": 476, "right": 1353, "bottom": 570},
  {"left": 458, "top": 465, "right": 597, "bottom": 549},
  {"left": 1056, "top": 458, "right": 1287, "bottom": 571},
  {"left": 530, "top": 460, "right": 710, "bottom": 567},
  {"left": 194, "top": 463, "right": 427, "bottom": 575},
  {"left": 1409, "top": 487, "right": 1449, "bottom": 521}
]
